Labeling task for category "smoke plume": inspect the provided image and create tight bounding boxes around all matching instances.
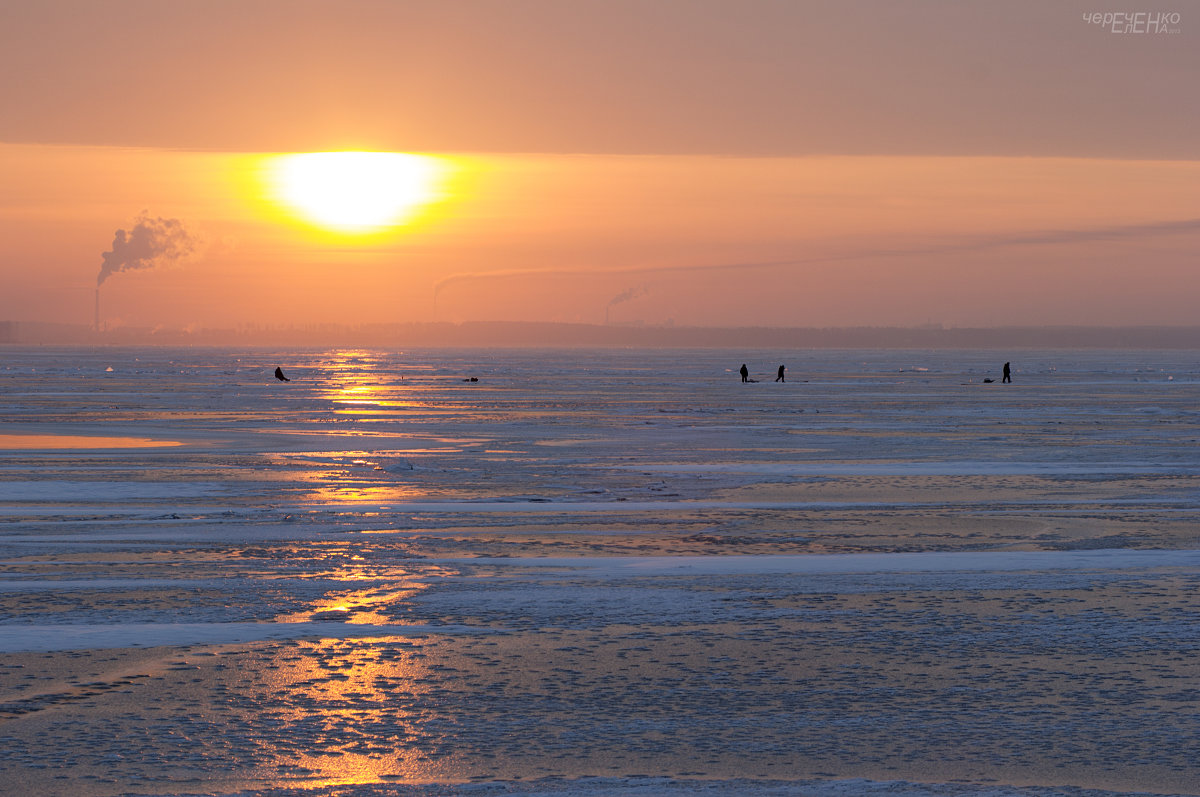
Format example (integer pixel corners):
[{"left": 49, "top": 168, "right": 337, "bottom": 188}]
[
  {"left": 604, "top": 285, "right": 649, "bottom": 324},
  {"left": 607, "top": 285, "right": 649, "bottom": 309},
  {"left": 98, "top": 214, "right": 198, "bottom": 286}
]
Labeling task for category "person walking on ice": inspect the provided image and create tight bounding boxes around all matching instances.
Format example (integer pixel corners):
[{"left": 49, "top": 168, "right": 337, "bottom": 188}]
[
  {"left": 740, "top": 363, "right": 749, "bottom": 383},
  {"left": 1002, "top": 362, "right": 1011, "bottom": 383},
  {"left": 776, "top": 364, "right": 786, "bottom": 382}
]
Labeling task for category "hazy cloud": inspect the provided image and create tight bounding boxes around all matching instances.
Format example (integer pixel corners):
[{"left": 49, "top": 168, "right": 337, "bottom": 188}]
[
  {"left": 431, "top": 217, "right": 1200, "bottom": 305},
  {"left": 4, "top": 2, "right": 1197, "bottom": 158}
]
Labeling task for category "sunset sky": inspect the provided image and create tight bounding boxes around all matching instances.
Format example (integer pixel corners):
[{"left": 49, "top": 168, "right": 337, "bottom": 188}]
[{"left": 2, "top": 0, "right": 1196, "bottom": 331}]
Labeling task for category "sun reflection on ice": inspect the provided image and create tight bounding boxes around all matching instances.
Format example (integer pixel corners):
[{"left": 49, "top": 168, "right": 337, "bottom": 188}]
[
  {"left": 256, "top": 540, "right": 466, "bottom": 786},
  {"left": 315, "top": 350, "right": 442, "bottom": 419},
  {"left": 266, "top": 450, "right": 430, "bottom": 506},
  {"left": 288, "top": 585, "right": 424, "bottom": 626},
  {"left": 254, "top": 637, "right": 459, "bottom": 787},
  {"left": 274, "top": 543, "right": 460, "bottom": 627}
]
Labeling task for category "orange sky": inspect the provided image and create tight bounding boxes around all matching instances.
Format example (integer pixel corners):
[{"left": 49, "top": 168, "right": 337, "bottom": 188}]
[{"left": 2, "top": 1, "right": 1197, "bottom": 331}]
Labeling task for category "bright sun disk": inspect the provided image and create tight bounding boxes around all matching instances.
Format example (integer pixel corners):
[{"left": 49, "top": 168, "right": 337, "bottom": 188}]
[{"left": 269, "top": 151, "right": 441, "bottom": 232}]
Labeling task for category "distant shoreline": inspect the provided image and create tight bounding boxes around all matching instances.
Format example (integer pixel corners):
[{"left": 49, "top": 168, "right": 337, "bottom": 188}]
[{"left": 4, "top": 320, "right": 1200, "bottom": 349}]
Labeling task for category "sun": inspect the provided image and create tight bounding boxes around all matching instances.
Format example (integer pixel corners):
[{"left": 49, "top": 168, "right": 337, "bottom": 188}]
[{"left": 267, "top": 151, "right": 443, "bottom": 233}]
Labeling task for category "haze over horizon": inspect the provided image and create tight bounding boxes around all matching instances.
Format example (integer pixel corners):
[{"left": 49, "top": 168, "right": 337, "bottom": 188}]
[{"left": 2, "top": 1, "right": 1196, "bottom": 335}]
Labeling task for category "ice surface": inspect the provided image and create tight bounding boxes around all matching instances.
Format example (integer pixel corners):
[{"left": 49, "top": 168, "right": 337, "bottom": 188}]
[
  {"left": 434, "top": 547, "right": 1200, "bottom": 576},
  {"left": 213, "top": 776, "right": 1193, "bottom": 797},
  {"left": 0, "top": 622, "right": 466, "bottom": 653},
  {"left": 4, "top": 347, "right": 1200, "bottom": 796},
  {"left": 0, "top": 481, "right": 223, "bottom": 500}
]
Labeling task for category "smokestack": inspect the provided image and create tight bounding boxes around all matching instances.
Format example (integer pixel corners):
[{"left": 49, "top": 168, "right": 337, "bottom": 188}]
[{"left": 94, "top": 288, "right": 100, "bottom": 333}]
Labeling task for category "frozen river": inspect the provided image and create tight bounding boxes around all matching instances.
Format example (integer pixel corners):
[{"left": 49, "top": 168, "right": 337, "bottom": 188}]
[{"left": 2, "top": 346, "right": 1200, "bottom": 796}]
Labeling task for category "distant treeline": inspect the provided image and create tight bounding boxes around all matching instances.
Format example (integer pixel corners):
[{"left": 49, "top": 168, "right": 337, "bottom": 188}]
[{"left": 4, "top": 320, "right": 1200, "bottom": 349}]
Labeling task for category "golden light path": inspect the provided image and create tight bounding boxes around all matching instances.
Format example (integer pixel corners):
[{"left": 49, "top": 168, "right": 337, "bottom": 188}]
[{"left": 266, "top": 151, "right": 444, "bottom": 233}]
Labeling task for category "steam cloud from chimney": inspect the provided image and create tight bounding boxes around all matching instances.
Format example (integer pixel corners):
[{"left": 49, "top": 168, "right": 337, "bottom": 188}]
[
  {"left": 607, "top": 285, "right": 648, "bottom": 310},
  {"left": 97, "top": 213, "right": 198, "bottom": 286},
  {"left": 605, "top": 285, "right": 649, "bottom": 324}
]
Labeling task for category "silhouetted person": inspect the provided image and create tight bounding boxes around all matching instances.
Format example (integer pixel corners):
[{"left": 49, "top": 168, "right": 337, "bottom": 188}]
[
  {"left": 1002, "top": 362, "right": 1011, "bottom": 383},
  {"left": 776, "top": 365, "right": 786, "bottom": 382},
  {"left": 274, "top": 367, "right": 290, "bottom": 382},
  {"left": 740, "top": 364, "right": 749, "bottom": 383}
]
